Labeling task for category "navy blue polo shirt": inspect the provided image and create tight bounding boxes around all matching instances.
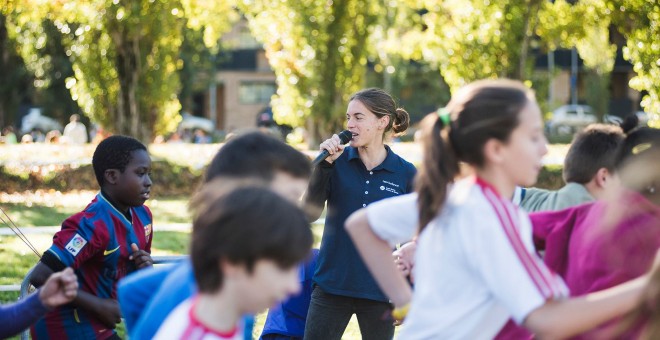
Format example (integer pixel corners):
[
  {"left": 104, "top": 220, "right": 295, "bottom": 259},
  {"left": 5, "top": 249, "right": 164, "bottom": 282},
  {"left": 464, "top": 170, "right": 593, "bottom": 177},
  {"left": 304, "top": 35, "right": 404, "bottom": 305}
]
[{"left": 312, "top": 145, "right": 416, "bottom": 302}]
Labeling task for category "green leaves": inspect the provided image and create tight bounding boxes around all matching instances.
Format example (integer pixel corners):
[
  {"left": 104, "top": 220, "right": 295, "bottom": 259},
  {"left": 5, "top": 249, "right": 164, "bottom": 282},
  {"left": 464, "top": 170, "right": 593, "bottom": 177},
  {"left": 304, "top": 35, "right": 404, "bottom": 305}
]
[
  {"left": 4, "top": 0, "right": 237, "bottom": 141},
  {"left": 4, "top": 0, "right": 660, "bottom": 134},
  {"left": 238, "top": 0, "right": 386, "bottom": 142},
  {"left": 611, "top": 0, "right": 660, "bottom": 124}
]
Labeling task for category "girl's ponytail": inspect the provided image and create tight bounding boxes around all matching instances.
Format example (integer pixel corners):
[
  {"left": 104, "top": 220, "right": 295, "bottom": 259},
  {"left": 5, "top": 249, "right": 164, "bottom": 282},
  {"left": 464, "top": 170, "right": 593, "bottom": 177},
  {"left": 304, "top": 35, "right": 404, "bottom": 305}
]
[
  {"left": 416, "top": 111, "right": 460, "bottom": 232},
  {"left": 415, "top": 79, "right": 535, "bottom": 232}
]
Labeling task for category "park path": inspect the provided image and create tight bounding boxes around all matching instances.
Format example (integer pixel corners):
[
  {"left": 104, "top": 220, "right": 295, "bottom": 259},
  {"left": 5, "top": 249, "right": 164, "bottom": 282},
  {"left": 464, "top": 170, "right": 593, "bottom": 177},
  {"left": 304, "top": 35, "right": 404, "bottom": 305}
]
[{"left": 0, "top": 223, "right": 192, "bottom": 235}]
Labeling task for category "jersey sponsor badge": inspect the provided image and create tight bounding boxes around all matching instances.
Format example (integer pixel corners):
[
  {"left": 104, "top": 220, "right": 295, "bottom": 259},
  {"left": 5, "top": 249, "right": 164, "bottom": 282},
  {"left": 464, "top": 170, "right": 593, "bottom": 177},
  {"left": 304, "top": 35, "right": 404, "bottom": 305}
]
[
  {"left": 65, "top": 233, "right": 87, "bottom": 256},
  {"left": 144, "top": 223, "right": 152, "bottom": 239}
]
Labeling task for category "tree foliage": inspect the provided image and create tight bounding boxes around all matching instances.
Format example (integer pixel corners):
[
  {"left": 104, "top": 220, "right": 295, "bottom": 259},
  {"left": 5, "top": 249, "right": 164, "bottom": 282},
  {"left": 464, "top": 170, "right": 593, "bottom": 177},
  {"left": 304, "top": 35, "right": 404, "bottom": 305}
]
[
  {"left": 3, "top": 0, "right": 660, "bottom": 135},
  {"left": 384, "top": 0, "right": 546, "bottom": 93},
  {"left": 3, "top": 0, "right": 236, "bottom": 142},
  {"left": 606, "top": 0, "right": 660, "bottom": 125},
  {"left": 1, "top": 5, "right": 81, "bottom": 129},
  {"left": 238, "top": 0, "right": 388, "bottom": 142},
  {"left": 0, "top": 13, "right": 31, "bottom": 128}
]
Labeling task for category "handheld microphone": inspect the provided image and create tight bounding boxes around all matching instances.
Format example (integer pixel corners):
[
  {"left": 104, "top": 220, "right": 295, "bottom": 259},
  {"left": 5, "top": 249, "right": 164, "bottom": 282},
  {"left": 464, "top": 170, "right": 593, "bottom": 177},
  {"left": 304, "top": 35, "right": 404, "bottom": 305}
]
[{"left": 312, "top": 130, "right": 352, "bottom": 166}]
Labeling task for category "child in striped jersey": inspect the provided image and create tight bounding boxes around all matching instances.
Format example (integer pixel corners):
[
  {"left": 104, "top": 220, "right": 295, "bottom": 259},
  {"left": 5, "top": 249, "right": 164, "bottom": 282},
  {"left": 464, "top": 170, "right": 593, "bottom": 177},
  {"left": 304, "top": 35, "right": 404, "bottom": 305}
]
[
  {"left": 30, "top": 135, "right": 154, "bottom": 340},
  {"left": 346, "top": 79, "right": 660, "bottom": 339}
]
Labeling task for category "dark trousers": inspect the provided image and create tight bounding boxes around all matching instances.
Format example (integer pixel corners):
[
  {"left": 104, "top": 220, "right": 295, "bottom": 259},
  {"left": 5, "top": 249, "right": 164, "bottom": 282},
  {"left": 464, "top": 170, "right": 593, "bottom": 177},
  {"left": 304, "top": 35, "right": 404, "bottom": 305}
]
[{"left": 303, "top": 286, "right": 394, "bottom": 340}]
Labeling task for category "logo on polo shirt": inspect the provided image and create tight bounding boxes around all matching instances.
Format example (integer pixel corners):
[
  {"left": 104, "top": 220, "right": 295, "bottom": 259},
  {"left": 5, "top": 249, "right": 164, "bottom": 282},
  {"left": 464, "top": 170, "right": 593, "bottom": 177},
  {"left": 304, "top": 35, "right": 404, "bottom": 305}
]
[
  {"left": 380, "top": 180, "right": 402, "bottom": 195},
  {"left": 382, "top": 180, "right": 400, "bottom": 188},
  {"left": 65, "top": 233, "right": 87, "bottom": 256}
]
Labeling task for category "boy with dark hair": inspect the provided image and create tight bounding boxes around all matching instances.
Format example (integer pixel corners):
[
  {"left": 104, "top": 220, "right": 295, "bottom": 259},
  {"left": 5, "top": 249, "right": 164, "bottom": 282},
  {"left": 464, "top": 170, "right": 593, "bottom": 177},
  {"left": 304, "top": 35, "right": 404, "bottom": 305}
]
[
  {"left": 520, "top": 124, "right": 625, "bottom": 211},
  {"left": 30, "top": 135, "right": 154, "bottom": 340},
  {"left": 118, "top": 131, "right": 312, "bottom": 339},
  {"left": 154, "top": 185, "right": 313, "bottom": 339},
  {"left": 205, "top": 131, "right": 311, "bottom": 182}
]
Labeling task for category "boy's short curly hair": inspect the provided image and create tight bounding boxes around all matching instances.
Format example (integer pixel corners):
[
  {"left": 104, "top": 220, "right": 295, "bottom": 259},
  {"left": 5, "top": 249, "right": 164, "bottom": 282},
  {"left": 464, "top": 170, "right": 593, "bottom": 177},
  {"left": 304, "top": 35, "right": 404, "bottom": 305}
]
[{"left": 92, "top": 135, "right": 147, "bottom": 187}]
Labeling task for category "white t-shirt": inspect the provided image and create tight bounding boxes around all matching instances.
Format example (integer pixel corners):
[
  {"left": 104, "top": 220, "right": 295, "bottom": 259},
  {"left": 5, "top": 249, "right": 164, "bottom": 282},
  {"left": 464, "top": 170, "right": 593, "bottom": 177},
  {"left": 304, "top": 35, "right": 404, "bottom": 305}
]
[
  {"left": 367, "top": 177, "right": 568, "bottom": 339},
  {"left": 63, "top": 122, "right": 87, "bottom": 144},
  {"left": 154, "top": 297, "right": 244, "bottom": 340}
]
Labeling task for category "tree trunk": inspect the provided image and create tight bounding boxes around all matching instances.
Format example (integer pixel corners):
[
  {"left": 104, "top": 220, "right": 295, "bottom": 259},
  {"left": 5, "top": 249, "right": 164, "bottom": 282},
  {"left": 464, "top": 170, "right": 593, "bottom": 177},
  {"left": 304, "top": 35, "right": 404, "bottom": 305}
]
[
  {"left": 114, "top": 30, "right": 145, "bottom": 142},
  {"left": 0, "top": 14, "right": 7, "bottom": 128},
  {"left": 517, "top": 0, "right": 542, "bottom": 80}
]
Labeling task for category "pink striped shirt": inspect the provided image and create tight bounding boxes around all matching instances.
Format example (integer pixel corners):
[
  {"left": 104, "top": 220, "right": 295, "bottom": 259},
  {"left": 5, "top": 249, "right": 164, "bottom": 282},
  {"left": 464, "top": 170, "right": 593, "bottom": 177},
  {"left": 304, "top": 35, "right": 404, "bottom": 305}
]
[{"left": 154, "top": 297, "right": 243, "bottom": 340}]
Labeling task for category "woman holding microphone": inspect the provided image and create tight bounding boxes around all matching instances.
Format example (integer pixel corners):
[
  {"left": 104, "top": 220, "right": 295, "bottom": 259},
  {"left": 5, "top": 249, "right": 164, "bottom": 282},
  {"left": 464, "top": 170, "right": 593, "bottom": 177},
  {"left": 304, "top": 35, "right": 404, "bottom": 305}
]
[{"left": 303, "top": 88, "right": 416, "bottom": 340}]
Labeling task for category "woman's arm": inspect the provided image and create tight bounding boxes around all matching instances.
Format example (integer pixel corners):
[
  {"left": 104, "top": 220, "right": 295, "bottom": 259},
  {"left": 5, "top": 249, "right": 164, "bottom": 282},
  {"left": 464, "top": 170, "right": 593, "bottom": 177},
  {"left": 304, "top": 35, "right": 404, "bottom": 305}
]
[
  {"left": 345, "top": 209, "right": 412, "bottom": 308},
  {"left": 303, "top": 162, "right": 333, "bottom": 222}
]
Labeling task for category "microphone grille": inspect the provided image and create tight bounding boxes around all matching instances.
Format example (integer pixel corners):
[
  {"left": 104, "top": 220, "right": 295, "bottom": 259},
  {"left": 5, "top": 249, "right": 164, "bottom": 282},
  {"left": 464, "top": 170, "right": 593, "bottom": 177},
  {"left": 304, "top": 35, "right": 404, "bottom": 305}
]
[{"left": 338, "top": 130, "right": 352, "bottom": 144}]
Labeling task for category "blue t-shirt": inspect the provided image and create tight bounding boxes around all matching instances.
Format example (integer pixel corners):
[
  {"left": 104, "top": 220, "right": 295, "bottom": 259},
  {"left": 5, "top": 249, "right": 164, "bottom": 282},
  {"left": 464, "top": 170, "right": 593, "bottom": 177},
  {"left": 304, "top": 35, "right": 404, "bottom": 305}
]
[
  {"left": 126, "top": 260, "right": 254, "bottom": 340},
  {"left": 32, "top": 193, "right": 153, "bottom": 339},
  {"left": 118, "top": 262, "right": 180, "bottom": 333},
  {"left": 261, "top": 249, "right": 319, "bottom": 338},
  {"left": 308, "top": 146, "right": 416, "bottom": 302}
]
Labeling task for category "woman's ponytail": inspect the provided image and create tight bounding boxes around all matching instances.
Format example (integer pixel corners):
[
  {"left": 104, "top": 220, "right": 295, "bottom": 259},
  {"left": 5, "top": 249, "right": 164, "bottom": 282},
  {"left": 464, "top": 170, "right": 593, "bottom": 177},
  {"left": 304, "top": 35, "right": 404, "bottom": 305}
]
[{"left": 392, "top": 108, "right": 410, "bottom": 135}]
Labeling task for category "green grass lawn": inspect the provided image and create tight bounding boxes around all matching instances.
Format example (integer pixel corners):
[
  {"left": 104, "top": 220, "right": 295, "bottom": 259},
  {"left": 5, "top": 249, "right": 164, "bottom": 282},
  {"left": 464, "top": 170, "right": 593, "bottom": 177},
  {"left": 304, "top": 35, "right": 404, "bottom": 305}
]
[{"left": 0, "top": 192, "right": 191, "bottom": 227}]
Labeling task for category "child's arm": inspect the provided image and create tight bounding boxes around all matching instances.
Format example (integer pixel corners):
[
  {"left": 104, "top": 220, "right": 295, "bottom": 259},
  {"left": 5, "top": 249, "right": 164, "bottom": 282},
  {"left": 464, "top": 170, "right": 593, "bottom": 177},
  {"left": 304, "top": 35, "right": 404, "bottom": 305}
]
[
  {"left": 0, "top": 268, "right": 77, "bottom": 339},
  {"left": 72, "top": 291, "right": 121, "bottom": 328},
  {"left": 346, "top": 209, "right": 412, "bottom": 309},
  {"left": 522, "top": 249, "right": 660, "bottom": 339},
  {"left": 30, "top": 261, "right": 122, "bottom": 329},
  {"left": 524, "top": 274, "right": 647, "bottom": 339}
]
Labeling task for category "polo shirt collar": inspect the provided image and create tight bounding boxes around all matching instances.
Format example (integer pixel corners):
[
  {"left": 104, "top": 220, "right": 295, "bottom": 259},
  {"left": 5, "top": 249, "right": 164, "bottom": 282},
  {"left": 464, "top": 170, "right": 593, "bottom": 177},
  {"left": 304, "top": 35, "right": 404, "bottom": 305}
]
[{"left": 347, "top": 145, "right": 398, "bottom": 173}]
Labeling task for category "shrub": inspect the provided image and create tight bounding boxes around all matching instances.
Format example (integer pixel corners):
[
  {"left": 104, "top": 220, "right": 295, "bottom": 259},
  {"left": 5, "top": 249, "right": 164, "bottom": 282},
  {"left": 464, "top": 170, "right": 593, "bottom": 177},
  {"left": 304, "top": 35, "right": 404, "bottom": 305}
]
[{"left": 0, "top": 161, "right": 205, "bottom": 196}]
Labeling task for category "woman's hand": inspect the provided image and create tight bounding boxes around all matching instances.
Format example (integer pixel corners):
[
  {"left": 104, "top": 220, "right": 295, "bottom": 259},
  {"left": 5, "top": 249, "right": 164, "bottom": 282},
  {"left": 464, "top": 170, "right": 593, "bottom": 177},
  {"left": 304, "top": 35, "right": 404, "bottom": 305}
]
[{"left": 319, "top": 134, "right": 347, "bottom": 164}]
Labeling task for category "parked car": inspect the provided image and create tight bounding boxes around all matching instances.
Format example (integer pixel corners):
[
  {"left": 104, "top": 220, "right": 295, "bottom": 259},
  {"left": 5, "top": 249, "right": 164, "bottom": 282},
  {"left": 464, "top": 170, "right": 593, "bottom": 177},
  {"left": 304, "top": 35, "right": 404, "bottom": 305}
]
[
  {"left": 20, "top": 108, "right": 63, "bottom": 134},
  {"left": 546, "top": 105, "right": 597, "bottom": 135},
  {"left": 605, "top": 112, "right": 650, "bottom": 127},
  {"left": 603, "top": 114, "right": 623, "bottom": 125}
]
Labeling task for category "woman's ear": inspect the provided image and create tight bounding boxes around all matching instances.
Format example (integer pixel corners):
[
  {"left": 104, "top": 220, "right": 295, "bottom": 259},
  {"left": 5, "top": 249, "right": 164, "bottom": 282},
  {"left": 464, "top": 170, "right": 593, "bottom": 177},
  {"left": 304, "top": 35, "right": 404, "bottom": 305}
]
[{"left": 379, "top": 115, "right": 390, "bottom": 130}]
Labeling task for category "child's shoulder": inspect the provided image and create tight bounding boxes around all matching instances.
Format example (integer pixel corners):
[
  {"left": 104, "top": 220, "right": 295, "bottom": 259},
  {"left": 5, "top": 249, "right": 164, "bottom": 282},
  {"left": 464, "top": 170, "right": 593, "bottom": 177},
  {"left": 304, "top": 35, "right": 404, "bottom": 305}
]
[
  {"left": 137, "top": 204, "right": 152, "bottom": 214},
  {"left": 446, "top": 179, "right": 504, "bottom": 224},
  {"left": 133, "top": 204, "right": 153, "bottom": 221}
]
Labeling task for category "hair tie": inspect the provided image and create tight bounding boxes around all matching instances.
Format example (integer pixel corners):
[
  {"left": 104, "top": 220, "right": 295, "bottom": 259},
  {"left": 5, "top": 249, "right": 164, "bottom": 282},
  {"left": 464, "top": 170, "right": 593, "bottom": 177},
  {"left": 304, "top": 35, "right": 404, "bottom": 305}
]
[
  {"left": 632, "top": 143, "right": 652, "bottom": 155},
  {"left": 436, "top": 107, "right": 451, "bottom": 127}
]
